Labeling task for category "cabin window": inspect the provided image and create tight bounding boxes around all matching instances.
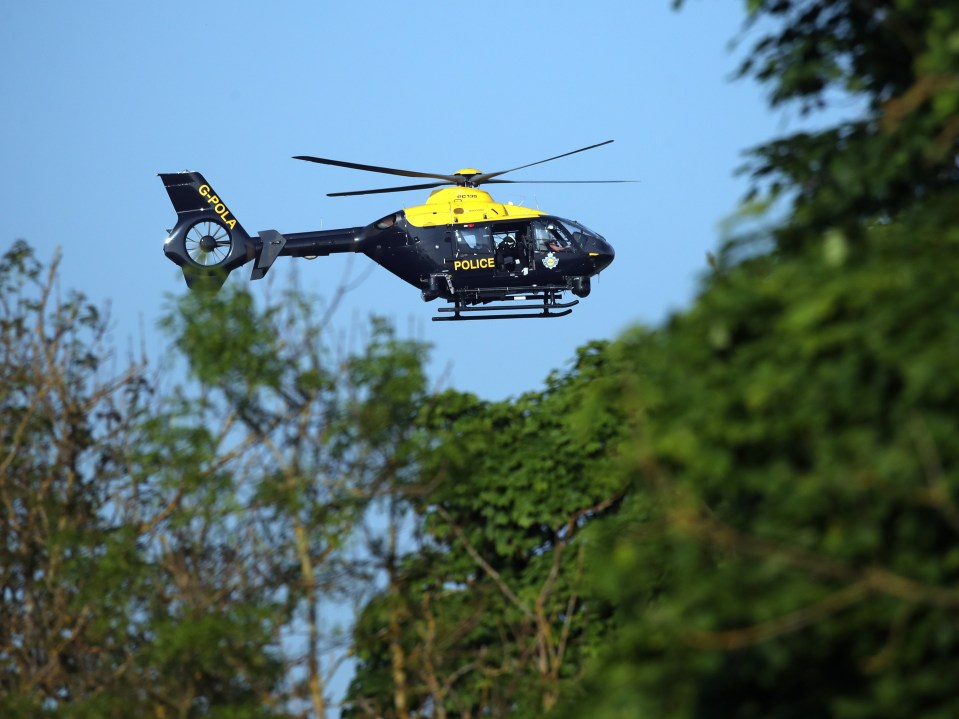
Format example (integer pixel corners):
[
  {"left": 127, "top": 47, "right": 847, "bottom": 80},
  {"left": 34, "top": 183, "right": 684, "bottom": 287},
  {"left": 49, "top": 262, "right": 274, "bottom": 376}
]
[
  {"left": 454, "top": 225, "right": 493, "bottom": 253},
  {"left": 374, "top": 213, "right": 399, "bottom": 230},
  {"left": 491, "top": 224, "right": 530, "bottom": 271},
  {"left": 492, "top": 226, "right": 526, "bottom": 248}
]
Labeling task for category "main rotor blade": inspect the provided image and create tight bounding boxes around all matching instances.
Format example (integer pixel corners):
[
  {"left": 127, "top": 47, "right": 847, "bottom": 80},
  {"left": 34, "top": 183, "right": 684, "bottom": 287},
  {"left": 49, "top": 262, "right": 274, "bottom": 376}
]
[
  {"left": 327, "top": 181, "right": 451, "bottom": 197},
  {"left": 483, "top": 179, "right": 638, "bottom": 184},
  {"left": 471, "top": 140, "right": 615, "bottom": 185},
  {"left": 294, "top": 155, "right": 461, "bottom": 184}
]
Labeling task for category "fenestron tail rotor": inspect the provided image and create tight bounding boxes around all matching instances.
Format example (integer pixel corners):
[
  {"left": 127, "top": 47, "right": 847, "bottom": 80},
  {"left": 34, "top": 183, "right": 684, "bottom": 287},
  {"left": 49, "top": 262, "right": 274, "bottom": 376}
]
[
  {"left": 293, "top": 140, "right": 635, "bottom": 197},
  {"left": 185, "top": 220, "right": 233, "bottom": 266}
]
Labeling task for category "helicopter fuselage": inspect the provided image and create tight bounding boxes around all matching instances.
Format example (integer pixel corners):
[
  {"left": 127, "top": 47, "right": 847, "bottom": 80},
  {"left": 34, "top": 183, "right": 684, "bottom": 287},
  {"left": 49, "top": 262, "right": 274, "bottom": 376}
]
[{"left": 281, "top": 187, "right": 615, "bottom": 303}]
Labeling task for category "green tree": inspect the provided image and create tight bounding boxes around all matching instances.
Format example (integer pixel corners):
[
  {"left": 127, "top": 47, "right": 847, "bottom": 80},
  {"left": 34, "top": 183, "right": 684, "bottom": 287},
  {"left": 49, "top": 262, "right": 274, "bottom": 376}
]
[
  {"left": 560, "top": 2, "right": 959, "bottom": 717},
  {"left": 0, "top": 244, "right": 437, "bottom": 718},
  {"left": 345, "top": 343, "right": 632, "bottom": 718},
  {"left": 0, "top": 242, "right": 285, "bottom": 718},
  {"left": 565, "top": 218, "right": 959, "bottom": 718},
  {"left": 717, "top": 0, "right": 959, "bottom": 249},
  {"left": 162, "top": 287, "right": 433, "bottom": 718}
]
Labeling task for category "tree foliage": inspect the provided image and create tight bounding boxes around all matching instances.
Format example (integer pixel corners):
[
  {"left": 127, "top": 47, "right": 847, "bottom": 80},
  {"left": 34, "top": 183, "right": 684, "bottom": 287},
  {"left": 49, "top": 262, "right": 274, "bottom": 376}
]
[
  {"left": 720, "top": 0, "right": 959, "bottom": 248},
  {"left": 0, "top": 245, "right": 433, "bottom": 717},
  {"left": 345, "top": 344, "right": 632, "bottom": 718},
  {"left": 561, "top": 213, "right": 959, "bottom": 718},
  {"left": 0, "top": 243, "right": 285, "bottom": 717},
  {"left": 559, "top": 1, "right": 959, "bottom": 716},
  {"left": 159, "top": 285, "right": 432, "bottom": 718}
]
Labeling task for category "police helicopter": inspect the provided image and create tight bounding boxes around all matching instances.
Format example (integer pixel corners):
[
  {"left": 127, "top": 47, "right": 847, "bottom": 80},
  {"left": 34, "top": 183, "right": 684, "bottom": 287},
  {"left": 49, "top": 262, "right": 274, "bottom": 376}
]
[{"left": 159, "top": 140, "right": 625, "bottom": 321}]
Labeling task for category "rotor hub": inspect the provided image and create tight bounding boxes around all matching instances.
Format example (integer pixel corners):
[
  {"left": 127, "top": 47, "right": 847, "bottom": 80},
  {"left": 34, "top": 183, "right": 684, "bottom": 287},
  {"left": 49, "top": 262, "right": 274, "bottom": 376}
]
[
  {"left": 453, "top": 168, "right": 482, "bottom": 185},
  {"left": 198, "top": 234, "right": 218, "bottom": 253}
]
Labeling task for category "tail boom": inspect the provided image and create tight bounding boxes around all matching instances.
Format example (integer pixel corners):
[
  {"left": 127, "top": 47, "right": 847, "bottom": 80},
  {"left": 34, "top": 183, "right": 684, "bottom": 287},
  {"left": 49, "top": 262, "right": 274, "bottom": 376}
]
[{"left": 159, "top": 171, "right": 364, "bottom": 290}]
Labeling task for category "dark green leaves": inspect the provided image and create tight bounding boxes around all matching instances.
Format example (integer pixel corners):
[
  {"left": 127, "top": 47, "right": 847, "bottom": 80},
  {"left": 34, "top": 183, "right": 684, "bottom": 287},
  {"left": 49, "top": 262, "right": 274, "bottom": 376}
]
[
  {"left": 562, "top": 192, "right": 959, "bottom": 719},
  {"left": 726, "top": 1, "right": 959, "bottom": 249}
]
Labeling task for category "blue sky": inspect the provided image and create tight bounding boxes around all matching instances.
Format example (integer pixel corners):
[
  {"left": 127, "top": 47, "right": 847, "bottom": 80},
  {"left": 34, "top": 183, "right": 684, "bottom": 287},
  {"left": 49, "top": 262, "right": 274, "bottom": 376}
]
[{"left": 2, "top": 1, "right": 790, "bottom": 400}]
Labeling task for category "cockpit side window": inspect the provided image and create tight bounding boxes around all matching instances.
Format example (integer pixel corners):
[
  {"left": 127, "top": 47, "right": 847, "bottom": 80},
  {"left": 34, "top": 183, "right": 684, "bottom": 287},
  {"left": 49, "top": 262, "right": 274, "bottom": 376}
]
[
  {"left": 531, "top": 220, "right": 577, "bottom": 252},
  {"left": 530, "top": 221, "right": 553, "bottom": 252}
]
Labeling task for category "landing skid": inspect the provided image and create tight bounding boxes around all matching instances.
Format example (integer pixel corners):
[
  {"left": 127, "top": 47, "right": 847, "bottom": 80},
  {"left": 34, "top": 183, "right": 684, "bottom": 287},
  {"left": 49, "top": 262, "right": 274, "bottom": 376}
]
[{"left": 433, "top": 292, "right": 579, "bottom": 322}]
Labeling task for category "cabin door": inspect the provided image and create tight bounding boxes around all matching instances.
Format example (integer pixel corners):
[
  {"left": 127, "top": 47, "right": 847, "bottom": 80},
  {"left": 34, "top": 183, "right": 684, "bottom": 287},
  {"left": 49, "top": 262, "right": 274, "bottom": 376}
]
[{"left": 449, "top": 224, "right": 496, "bottom": 278}]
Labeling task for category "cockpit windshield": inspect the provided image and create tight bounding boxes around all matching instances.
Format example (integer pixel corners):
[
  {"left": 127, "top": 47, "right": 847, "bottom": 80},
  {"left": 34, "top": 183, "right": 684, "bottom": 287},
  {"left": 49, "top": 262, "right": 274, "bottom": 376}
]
[
  {"left": 554, "top": 217, "right": 604, "bottom": 243},
  {"left": 529, "top": 218, "right": 600, "bottom": 253}
]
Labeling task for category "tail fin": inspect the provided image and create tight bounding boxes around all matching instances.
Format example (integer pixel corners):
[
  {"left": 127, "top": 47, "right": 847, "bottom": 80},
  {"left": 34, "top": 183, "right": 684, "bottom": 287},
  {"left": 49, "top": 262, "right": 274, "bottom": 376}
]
[{"left": 159, "top": 172, "right": 255, "bottom": 291}]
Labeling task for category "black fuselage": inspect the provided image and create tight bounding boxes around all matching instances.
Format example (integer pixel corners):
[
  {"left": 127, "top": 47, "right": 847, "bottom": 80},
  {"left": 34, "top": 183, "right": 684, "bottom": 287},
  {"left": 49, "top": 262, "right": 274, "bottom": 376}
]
[{"left": 281, "top": 213, "right": 614, "bottom": 302}]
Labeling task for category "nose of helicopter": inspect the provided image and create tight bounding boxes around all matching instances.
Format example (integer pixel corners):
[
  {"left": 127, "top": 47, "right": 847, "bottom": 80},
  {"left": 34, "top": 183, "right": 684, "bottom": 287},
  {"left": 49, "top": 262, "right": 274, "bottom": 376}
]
[{"left": 588, "top": 240, "right": 615, "bottom": 272}]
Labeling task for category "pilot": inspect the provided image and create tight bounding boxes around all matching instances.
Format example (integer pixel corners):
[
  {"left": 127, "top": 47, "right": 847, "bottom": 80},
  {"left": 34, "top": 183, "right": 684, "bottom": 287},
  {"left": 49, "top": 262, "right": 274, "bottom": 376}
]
[{"left": 544, "top": 225, "right": 572, "bottom": 253}]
